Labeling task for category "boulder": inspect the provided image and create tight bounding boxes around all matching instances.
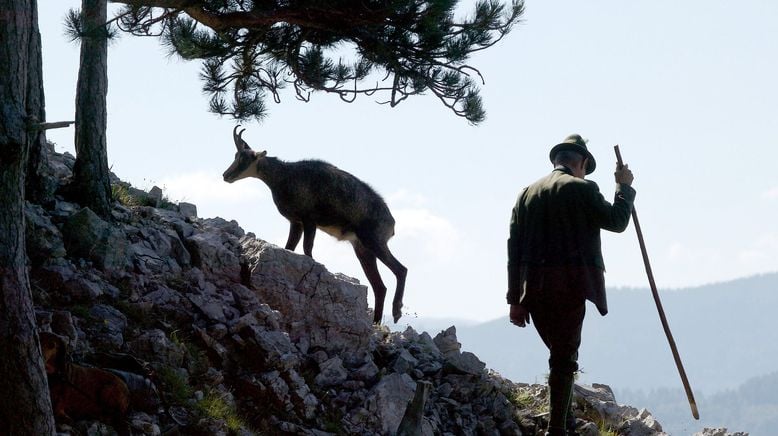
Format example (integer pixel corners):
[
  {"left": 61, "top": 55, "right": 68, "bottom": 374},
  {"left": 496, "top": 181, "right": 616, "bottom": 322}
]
[
  {"left": 392, "top": 349, "right": 419, "bottom": 374},
  {"left": 48, "top": 148, "right": 75, "bottom": 181},
  {"left": 148, "top": 186, "right": 164, "bottom": 207},
  {"left": 186, "top": 227, "right": 241, "bottom": 282},
  {"left": 444, "top": 351, "right": 486, "bottom": 376},
  {"left": 178, "top": 202, "right": 197, "bottom": 219},
  {"left": 397, "top": 381, "right": 433, "bottom": 436},
  {"left": 315, "top": 357, "right": 349, "bottom": 387},
  {"left": 693, "top": 429, "right": 749, "bottom": 436},
  {"left": 62, "top": 207, "right": 128, "bottom": 273},
  {"left": 574, "top": 384, "right": 668, "bottom": 436},
  {"left": 262, "top": 370, "right": 291, "bottom": 405},
  {"left": 127, "top": 329, "right": 186, "bottom": 368},
  {"left": 433, "top": 326, "right": 462, "bottom": 356},
  {"left": 366, "top": 373, "right": 416, "bottom": 435},
  {"left": 232, "top": 313, "right": 299, "bottom": 371},
  {"left": 432, "top": 326, "right": 485, "bottom": 375},
  {"left": 352, "top": 360, "right": 380, "bottom": 382},
  {"left": 241, "top": 236, "right": 372, "bottom": 355},
  {"left": 62, "top": 276, "right": 105, "bottom": 302},
  {"left": 87, "top": 304, "right": 128, "bottom": 348},
  {"left": 25, "top": 202, "right": 66, "bottom": 265}
]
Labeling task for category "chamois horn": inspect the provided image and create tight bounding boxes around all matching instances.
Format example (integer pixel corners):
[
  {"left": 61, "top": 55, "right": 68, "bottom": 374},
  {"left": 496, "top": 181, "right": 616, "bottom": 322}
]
[{"left": 233, "top": 125, "right": 249, "bottom": 150}]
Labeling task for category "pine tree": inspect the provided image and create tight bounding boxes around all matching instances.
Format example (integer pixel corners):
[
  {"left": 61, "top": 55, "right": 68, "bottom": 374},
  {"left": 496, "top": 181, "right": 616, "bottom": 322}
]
[
  {"left": 113, "top": 0, "right": 524, "bottom": 124},
  {"left": 0, "top": 0, "right": 58, "bottom": 433},
  {"left": 67, "top": 0, "right": 114, "bottom": 218}
]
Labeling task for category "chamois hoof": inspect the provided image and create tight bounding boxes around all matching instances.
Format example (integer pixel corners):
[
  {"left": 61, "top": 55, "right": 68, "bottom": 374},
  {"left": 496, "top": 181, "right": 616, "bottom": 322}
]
[{"left": 392, "top": 305, "right": 403, "bottom": 324}]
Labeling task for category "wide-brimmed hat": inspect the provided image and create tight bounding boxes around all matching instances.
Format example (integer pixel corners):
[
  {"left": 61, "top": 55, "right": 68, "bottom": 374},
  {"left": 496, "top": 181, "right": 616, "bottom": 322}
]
[{"left": 549, "top": 134, "right": 596, "bottom": 174}]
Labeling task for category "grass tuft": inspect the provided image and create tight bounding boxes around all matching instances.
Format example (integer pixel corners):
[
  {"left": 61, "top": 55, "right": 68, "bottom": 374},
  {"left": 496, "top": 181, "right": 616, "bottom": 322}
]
[
  {"left": 508, "top": 389, "right": 535, "bottom": 409},
  {"left": 157, "top": 366, "right": 194, "bottom": 406},
  {"left": 196, "top": 391, "right": 249, "bottom": 433},
  {"left": 599, "top": 425, "right": 618, "bottom": 436},
  {"left": 112, "top": 183, "right": 142, "bottom": 207}
]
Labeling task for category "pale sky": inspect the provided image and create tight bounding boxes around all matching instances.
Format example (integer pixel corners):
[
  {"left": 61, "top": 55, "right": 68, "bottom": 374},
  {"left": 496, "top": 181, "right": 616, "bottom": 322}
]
[{"left": 38, "top": 1, "right": 778, "bottom": 323}]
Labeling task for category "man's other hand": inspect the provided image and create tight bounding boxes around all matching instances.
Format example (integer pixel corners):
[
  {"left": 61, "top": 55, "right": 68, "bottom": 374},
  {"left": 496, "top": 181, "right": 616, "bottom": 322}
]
[
  {"left": 510, "top": 304, "right": 530, "bottom": 328},
  {"left": 615, "top": 162, "right": 634, "bottom": 186}
]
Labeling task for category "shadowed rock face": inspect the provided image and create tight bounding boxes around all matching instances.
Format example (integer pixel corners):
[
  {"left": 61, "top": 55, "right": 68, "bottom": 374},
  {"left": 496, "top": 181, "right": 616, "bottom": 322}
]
[
  {"left": 27, "top": 145, "right": 680, "bottom": 436},
  {"left": 62, "top": 207, "right": 128, "bottom": 273}
]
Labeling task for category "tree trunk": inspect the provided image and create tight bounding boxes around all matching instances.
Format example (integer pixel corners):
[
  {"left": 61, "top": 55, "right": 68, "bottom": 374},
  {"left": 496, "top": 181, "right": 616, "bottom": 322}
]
[
  {"left": 72, "top": 0, "right": 111, "bottom": 218},
  {"left": 0, "top": 0, "right": 57, "bottom": 434},
  {"left": 25, "top": 7, "right": 56, "bottom": 207}
]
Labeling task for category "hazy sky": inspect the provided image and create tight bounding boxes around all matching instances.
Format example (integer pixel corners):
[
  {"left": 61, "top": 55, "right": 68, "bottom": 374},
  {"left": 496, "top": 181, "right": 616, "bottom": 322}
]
[{"left": 38, "top": 1, "right": 778, "bottom": 323}]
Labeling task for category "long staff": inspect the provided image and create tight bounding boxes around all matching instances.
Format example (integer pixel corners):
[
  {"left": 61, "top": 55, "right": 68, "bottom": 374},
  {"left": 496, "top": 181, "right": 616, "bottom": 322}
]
[{"left": 614, "top": 145, "right": 700, "bottom": 420}]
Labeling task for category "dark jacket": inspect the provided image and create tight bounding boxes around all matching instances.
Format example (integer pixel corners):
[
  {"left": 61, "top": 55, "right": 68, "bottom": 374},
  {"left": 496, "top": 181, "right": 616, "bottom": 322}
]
[{"left": 507, "top": 166, "right": 635, "bottom": 315}]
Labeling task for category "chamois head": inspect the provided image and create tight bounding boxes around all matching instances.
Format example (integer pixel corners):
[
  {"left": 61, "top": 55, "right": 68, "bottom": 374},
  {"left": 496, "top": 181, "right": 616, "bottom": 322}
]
[{"left": 223, "top": 125, "right": 267, "bottom": 183}]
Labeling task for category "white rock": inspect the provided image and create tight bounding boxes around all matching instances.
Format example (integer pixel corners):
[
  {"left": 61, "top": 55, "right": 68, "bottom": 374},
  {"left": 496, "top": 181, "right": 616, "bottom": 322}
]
[{"left": 367, "top": 372, "right": 417, "bottom": 435}]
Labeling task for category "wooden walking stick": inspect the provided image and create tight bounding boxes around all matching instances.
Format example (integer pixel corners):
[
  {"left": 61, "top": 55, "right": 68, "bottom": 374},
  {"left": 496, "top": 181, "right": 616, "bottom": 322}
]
[{"left": 614, "top": 145, "right": 700, "bottom": 420}]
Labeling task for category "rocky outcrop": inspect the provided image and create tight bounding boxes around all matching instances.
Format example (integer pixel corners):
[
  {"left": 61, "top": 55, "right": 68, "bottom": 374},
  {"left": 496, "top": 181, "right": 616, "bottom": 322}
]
[
  {"left": 694, "top": 429, "right": 749, "bottom": 436},
  {"left": 62, "top": 206, "right": 129, "bottom": 273},
  {"left": 241, "top": 236, "right": 372, "bottom": 356},
  {"left": 26, "top": 146, "right": 696, "bottom": 435}
]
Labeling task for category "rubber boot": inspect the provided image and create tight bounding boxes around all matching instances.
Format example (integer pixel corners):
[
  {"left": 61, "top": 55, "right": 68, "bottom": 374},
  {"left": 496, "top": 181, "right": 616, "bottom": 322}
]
[
  {"left": 547, "top": 369, "right": 575, "bottom": 434},
  {"left": 566, "top": 395, "right": 578, "bottom": 435}
]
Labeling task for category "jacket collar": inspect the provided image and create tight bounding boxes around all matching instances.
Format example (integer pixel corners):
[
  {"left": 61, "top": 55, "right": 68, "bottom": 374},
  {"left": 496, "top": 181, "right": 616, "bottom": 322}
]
[{"left": 553, "top": 165, "right": 575, "bottom": 175}]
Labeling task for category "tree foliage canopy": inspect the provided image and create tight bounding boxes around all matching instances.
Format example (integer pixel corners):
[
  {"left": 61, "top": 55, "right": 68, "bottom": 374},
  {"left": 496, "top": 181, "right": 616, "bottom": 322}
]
[{"left": 111, "top": 0, "right": 524, "bottom": 124}]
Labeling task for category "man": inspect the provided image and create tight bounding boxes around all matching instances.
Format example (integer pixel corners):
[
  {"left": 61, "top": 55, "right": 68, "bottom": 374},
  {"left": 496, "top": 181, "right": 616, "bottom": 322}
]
[{"left": 507, "top": 134, "right": 635, "bottom": 436}]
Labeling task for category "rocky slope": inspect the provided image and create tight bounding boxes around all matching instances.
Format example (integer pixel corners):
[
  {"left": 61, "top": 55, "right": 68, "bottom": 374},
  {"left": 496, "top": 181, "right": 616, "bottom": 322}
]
[{"left": 26, "top": 146, "right": 744, "bottom": 435}]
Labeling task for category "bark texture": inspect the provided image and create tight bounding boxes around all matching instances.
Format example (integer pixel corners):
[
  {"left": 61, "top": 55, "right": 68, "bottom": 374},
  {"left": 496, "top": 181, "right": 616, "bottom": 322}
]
[
  {"left": 0, "top": 0, "right": 57, "bottom": 434},
  {"left": 25, "top": 9, "right": 56, "bottom": 207},
  {"left": 72, "top": 0, "right": 111, "bottom": 218}
]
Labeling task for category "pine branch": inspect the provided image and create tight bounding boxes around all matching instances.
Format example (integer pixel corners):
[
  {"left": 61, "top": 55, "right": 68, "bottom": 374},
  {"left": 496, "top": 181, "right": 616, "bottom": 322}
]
[{"left": 110, "top": 0, "right": 524, "bottom": 124}]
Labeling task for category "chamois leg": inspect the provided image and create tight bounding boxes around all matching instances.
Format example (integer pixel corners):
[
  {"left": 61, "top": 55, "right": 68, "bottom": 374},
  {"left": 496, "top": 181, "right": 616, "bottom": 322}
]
[
  {"left": 285, "top": 221, "right": 303, "bottom": 251},
  {"left": 353, "top": 241, "right": 388, "bottom": 324},
  {"left": 302, "top": 222, "right": 317, "bottom": 257},
  {"left": 359, "top": 235, "right": 407, "bottom": 323}
]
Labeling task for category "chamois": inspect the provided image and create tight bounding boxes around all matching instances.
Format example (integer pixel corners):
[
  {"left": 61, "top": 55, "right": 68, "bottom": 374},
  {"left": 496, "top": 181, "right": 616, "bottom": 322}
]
[{"left": 223, "top": 126, "right": 407, "bottom": 324}]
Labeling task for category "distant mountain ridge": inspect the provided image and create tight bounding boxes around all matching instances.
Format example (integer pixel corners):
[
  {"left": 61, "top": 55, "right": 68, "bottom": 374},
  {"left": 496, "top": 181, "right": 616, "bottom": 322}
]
[{"left": 617, "top": 370, "right": 778, "bottom": 435}]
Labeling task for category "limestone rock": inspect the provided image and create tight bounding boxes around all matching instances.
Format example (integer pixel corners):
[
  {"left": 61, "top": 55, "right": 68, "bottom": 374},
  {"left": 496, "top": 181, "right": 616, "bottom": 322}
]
[
  {"left": 62, "top": 275, "right": 105, "bottom": 302},
  {"left": 232, "top": 314, "right": 299, "bottom": 371},
  {"left": 693, "top": 429, "right": 749, "bottom": 436},
  {"left": 241, "top": 236, "right": 372, "bottom": 355},
  {"left": 573, "top": 383, "right": 668, "bottom": 436},
  {"left": 431, "top": 326, "right": 485, "bottom": 375},
  {"left": 393, "top": 349, "right": 419, "bottom": 374},
  {"left": 433, "top": 326, "right": 462, "bottom": 356},
  {"left": 397, "top": 380, "right": 433, "bottom": 436},
  {"left": 148, "top": 186, "right": 164, "bottom": 207},
  {"left": 25, "top": 201, "right": 66, "bottom": 265},
  {"left": 87, "top": 304, "right": 128, "bottom": 348},
  {"left": 185, "top": 220, "right": 242, "bottom": 282},
  {"left": 353, "top": 360, "right": 380, "bottom": 382},
  {"left": 366, "top": 373, "right": 416, "bottom": 434},
  {"left": 62, "top": 207, "right": 128, "bottom": 273},
  {"left": 315, "top": 357, "right": 348, "bottom": 387},
  {"left": 127, "top": 329, "right": 185, "bottom": 368},
  {"left": 178, "top": 202, "right": 197, "bottom": 218},
  {"left": 444, "top": 351, "right": 486, "bottom": 376},
  {"left": 48, "top": 148, "right": 75, "bottom": 181}
]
